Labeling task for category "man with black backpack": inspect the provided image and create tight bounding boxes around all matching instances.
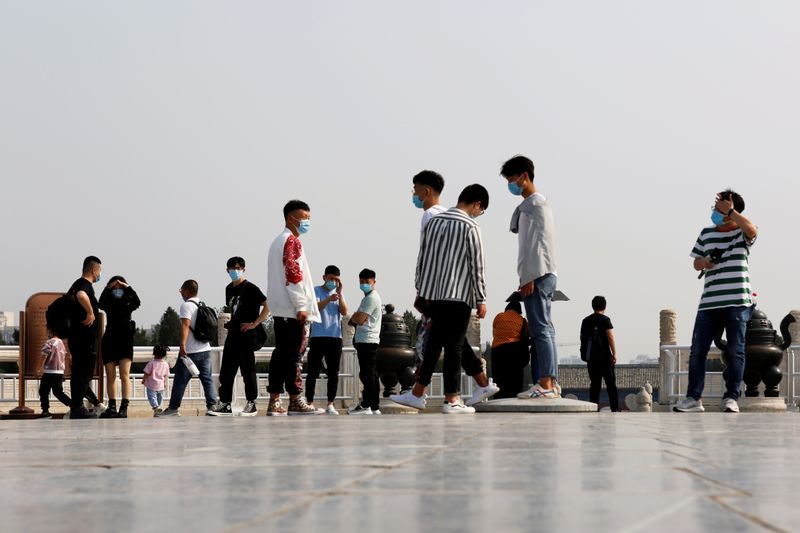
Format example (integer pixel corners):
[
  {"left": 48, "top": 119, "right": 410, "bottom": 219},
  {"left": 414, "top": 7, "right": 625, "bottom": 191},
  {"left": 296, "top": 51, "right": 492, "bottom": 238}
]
[
  {"left": 580, "top": 296, "right": 619, "bottom": 412},
  {"left": 66, "top": 256, "right": 104, "bottom": 419},
  {"left": 160, "top": 279, "right": 219, "bottom": 417},
  {"left": 208, "top": 257, "right": 271, "bottom": 417}
]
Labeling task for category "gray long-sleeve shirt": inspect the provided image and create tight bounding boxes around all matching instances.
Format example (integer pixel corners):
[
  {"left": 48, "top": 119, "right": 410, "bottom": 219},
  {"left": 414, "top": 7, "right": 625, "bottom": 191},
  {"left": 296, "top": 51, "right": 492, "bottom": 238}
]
[{"left": 510, "top": 193, "right": 557, "bottom": 285}]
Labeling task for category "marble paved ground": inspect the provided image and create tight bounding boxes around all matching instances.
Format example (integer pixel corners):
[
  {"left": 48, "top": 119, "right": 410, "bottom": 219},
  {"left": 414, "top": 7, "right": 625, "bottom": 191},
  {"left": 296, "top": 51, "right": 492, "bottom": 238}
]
[{"left": 0, "top": 412, "right": 798, "bottom": 533}]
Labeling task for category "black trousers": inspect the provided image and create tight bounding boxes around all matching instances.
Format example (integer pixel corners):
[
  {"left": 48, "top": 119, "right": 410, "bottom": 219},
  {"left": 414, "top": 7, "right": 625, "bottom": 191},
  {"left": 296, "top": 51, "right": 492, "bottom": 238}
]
[
  {"left": 39, "top": 373, "right": 71, "bottom": 411},
  {"left": 218, "top": 332, "right": 258, "bottom": 402},
  {"left": 418, "top": 301, "right": 483, "bottom": 395},
  {"left": 268, "top": 317, "right": 305, "bottom": 396},
  {"left": 490, "top": 342, "right": 528, "bottom": 399},
  {"left": 68, "top": 336, "right": 97, "bottom": 411},
  {"left": 354, "top": 342, "right": 380, "bottom": 410},
  {"left": 588, "top": 361, "right": 619, "bottom": 411},
  {"left": 305, "top": 337, "right": 343, "bottom": 404}
]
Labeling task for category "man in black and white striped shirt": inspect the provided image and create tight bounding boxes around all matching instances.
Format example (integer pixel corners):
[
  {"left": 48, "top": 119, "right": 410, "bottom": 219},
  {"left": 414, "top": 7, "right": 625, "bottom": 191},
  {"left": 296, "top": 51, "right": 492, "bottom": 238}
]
[{"left": 391, "top": 184, "right": 499, "bottom": 414}]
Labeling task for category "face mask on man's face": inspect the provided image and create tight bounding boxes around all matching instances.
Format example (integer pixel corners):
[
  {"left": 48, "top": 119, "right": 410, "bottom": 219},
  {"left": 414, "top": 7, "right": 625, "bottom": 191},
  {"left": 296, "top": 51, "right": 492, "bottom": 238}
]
[
  {"left": 360, "top": 283, "right": 372, "bottom": 293},
  {"left": 508, "top": 181, "right": 523, "bottom": 196},
  {"left": 711, "top": 210, "right": 725, "bottom": 226},
  {"left": 325, "top": 280, "right": 337, "bottom": 291},
  {"left": 228, "top": 269, "right": 243, "bottom": 282}
]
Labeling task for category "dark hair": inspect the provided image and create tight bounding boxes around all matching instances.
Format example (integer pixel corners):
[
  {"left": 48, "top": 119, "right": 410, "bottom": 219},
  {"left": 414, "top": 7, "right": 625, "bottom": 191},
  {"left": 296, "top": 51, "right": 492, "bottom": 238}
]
[
  {"left": 82, "top": 255, "right": 102, "bottom": 274},
  {"left": 283, "top": 199, "right": 310, "bottom": 219},
  {"left": 457, "top": 184, "right": 490, "bottom": 210},
  {"left": 413, "top": 170, "right": 445, "bottom": 194},
  {"left": 719, "top": 189, "right": 745, "bottom": 213},
  {"left": 592, "top": 296, "right": 607, "bottom": 312},
  {"left": 324, "top": 265, "right": 341, "bottom": 276},
  {"left": 153, "top": 345, "right": 170, "bottom": 358},
  {"left": 359, "top": 268, "right": 376, "bottom": 280},
  {"left": 505, "top": 301, "right": 522, "bottom": 314},
  {"left": 227, "top": 256, "right": 245, "bottom": 269},
  {"left": 181, "top": 279, "right": 199, "bottom": 297},
  {"left": 500, "top": 155, "right": 535, "bottom": 181},
  {"left": 106, "top": 275, "right": 127, "bottom": 287}
]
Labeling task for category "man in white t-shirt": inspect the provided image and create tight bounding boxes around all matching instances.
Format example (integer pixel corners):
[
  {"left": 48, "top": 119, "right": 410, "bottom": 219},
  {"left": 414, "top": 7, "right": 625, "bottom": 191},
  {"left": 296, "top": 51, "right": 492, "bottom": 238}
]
[
  {"left": 348, "top": 268, "right": 383, "bottom": 415},
  {"left": 160, "top": 279, "right": 219, "bottom": 417}
]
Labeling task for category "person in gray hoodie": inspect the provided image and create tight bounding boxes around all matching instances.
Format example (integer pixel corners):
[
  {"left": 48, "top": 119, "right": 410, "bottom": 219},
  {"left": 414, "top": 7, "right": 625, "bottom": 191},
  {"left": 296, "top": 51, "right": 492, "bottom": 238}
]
[{"left": 501, "top": 155, "right": 561, "bottom": 400}]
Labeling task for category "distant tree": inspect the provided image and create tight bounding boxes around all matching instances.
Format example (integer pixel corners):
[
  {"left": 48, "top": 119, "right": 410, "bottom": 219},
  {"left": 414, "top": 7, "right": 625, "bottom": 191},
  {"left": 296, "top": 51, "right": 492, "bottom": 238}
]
[
  {"left": 153, "top": 307, "right": 181, "bottom": 346},
  {"left": 402, "top": 310, "right": 420, "bottom": 348},
  {"left": 12, "top": 328, "right": 19, "bottom": 344},
  {"left": 133, "top": 327, "right": 152, "bottom": 346}
]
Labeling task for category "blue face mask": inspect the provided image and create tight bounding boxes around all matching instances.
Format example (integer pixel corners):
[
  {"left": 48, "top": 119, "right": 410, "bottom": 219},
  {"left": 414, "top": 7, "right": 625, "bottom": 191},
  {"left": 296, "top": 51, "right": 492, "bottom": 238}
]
[
  {"left": 711, "top": 210, "right": 725, "bottom": 226},
  {"left": 507, "top": 182, "right": 523, "bottom": 196},
  {"left": 111, "top": 288, "right": 124, "bottom": 299},
  {"left": 297, "top": 219, "right": 311, "bottom": 235},
  {"left": 325, "top": 280, "right": 337, "bottom": 291},
  {"left": 95, "top": 273, "right": 102, "bottom": 283},
  {"left": 412, "top": 195, "right": 424, "bottom": 209},
  {"left": 228, "top": 269, "right": 243, "bottom": 282},
  {"left": 360, "top": 283, "right": 372, "bottom": 293}
]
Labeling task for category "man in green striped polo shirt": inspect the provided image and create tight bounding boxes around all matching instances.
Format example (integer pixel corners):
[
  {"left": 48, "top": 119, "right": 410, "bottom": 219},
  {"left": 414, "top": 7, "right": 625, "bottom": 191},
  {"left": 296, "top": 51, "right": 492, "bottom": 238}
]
[{"left": 674, "top": 189, "right": 757, "bottom": 414}]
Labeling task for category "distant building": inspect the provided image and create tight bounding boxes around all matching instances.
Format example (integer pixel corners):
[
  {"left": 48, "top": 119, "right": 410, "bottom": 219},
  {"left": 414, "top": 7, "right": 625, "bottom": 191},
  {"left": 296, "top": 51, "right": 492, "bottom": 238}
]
[
  {"left": 560, "top": 355, "right": 583, "bottom": 365},
  {"left": 631, "top": 354, "right": 658, "bottom": 364},
  {"left": 0, "top": 312, "right": 14, "bottom": 329}
]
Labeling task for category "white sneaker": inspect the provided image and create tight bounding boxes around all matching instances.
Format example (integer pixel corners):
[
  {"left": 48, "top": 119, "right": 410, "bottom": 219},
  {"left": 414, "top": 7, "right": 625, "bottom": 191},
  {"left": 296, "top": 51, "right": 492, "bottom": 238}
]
[
  {"left": 517, "top": 385, "right": 537, "bottom": 399},
  {"left": 721, "top": 398, "right": 740, "bottom": 413},
  {"left": 389, "top": 389, "right": 427, "bottom": 410},
  {"left": 553, "top": 381, "right": 562, "bottom": 397},
  {"left": 325, "top": 404, "right": 339, "bottom": 416},
  {"left": 466, "top": 381, "right": 500, "bottom": 406},
  {"left": 673, "top": 397, "right": 705, "bottom": 412},
  {"left": 348, "top": 405, "right": 373, "bottom": 415},
  {"left": 372, "top": 409, "right": 381, "bottom": 415},
  {"left": 518, "top": 384, "right": 558, "bottom": 399},
  {"left": 442, "top": 401, "right": 476, "bottom": 414}
]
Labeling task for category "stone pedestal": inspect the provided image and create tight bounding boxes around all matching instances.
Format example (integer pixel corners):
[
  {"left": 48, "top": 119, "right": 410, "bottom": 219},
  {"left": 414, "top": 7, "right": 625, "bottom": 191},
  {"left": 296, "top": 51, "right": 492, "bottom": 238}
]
[
  {"left": 474, "top": 397, "right": 597, "bottom": 413},
  {"left": 738, "top": 397, "right": 787, "bottom": 412}
]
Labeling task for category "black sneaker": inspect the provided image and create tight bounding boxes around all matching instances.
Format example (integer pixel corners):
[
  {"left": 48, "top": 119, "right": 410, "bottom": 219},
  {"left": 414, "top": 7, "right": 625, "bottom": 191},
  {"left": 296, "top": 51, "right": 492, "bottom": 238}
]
[
  {"left": 40, "top": 410, "right": 52, "bottom": 419},
  {"left": 240, "top": 401, "right": 257, "bottom": 417},
  {"left": 69, "top": 407, "right": 94, "bottom": 419},
  {"left": 99, "top": 405, "right": 117, "bottom": 419},
  {"left": 207, "top": 402, "right": 233, "bottom": 417}
]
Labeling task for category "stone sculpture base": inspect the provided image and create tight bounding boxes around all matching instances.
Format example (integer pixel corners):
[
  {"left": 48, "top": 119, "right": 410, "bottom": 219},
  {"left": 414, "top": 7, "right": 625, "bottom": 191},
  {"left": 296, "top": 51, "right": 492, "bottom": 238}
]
[
  {"left": 474, "top": 397, "right": 598, "bottom": 413},
  {"left": 738, "top": 397, "right": 787, "bottom": 412}
]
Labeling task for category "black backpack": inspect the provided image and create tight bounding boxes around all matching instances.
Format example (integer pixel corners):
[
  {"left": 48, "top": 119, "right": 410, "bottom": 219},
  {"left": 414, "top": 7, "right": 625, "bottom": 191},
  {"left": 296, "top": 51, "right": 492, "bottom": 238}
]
[
  {"left": 46, "top": 292, "right": 78, "bottom": 338},
  {"left": 580, "top": 324, "right": 604, "bottom": 363},
  {"left": 187, "top": 300, "right": 217, "bottom": 343}
]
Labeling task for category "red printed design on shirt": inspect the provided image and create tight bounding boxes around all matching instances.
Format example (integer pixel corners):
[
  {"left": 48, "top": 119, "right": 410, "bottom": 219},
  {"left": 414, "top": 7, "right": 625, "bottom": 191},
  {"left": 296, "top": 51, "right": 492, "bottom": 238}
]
[{"left": 283, "top": 235, "right": 304, "bottom": 285}]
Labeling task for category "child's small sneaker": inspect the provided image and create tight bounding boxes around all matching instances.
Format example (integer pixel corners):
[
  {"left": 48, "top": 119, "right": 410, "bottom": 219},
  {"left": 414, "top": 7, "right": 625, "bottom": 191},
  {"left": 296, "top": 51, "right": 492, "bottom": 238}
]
[
  {"left": 673, "top": 397, "right": 705, "bottom": 412},
  {"left": 325, "top": 405, "right": 339, "bottom": 416},
  {"left": 442, "top": 401, "right": 476, "bottom": 414},
  {"left": 240, "top": 401, "right": 258, "bottom": 417},
  {"left": 389, "top": 389, "right": 427, "bottom": 410},
  {"left": 207, "top": 402, "right": 234, "bottom": 417},
  {"left": 152, "top": 407, "right": 163, "bottom": 417},
  {"left": 348, "top": 405, "right": 373, "bottom": 415}
]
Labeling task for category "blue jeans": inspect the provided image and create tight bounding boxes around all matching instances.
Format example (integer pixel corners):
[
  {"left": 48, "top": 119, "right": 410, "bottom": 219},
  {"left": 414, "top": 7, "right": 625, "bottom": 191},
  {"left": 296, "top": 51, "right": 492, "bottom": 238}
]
[
  {"left": 146, "top": 387, "right": 163, "bottom": 408},
  {"left": 523, "top": 274, "right": 559, "bottom": 380},
  {"left": 686, "top": 306, "right": 752, "bottom": 401},
  {"left": 168, "top": 351, "right": 218, "bottom": 410}
]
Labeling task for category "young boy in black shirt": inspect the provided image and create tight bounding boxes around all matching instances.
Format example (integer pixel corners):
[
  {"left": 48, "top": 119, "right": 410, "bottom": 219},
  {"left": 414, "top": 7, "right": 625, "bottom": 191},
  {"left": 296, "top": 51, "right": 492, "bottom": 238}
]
[
  {"left": 580, "top": 296, "right": 619, "bottom": 412},
  {"left": 208, "top": 257, "right": 271, "bottom": 416}
]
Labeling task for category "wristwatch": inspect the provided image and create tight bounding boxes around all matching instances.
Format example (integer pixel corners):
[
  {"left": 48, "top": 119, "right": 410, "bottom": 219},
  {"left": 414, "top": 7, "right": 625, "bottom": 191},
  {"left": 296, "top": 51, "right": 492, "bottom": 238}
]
[{"left": 727, "top": 208, "right": 734, "bottom": 216}]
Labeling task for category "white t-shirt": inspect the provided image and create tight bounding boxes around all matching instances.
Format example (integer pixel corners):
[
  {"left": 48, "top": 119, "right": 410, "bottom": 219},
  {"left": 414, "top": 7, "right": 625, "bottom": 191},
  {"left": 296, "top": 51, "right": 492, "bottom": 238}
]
[
  {"left": 354, "top": 290, "right": 382, "bottom": 344},
  {"left": 420, "top": 204, "right": 447, "bottom": 237},
  {"left": 179, "top": 298, "right": 212, "bottom": 355}
]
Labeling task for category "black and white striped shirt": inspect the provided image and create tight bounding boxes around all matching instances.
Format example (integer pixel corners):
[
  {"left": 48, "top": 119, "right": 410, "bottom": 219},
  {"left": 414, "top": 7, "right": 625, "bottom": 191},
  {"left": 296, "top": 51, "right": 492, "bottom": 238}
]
[{"left": 415, "top": 207, "right": 487, "bottom": 308}]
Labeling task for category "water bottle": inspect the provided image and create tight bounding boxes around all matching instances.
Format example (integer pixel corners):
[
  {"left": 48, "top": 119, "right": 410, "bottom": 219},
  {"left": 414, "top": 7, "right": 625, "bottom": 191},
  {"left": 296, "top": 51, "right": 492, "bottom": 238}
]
[{"left": 182, "top": 356, "right": 200, "bottom": 377}]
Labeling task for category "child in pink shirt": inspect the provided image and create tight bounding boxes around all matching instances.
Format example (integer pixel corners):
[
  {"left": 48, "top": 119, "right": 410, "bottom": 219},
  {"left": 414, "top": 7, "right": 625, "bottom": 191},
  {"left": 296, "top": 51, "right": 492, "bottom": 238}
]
[
  {"left": 142, "top": 345, "right": 170, "bottom": 416},
  {"left": 39, "top": 329, "right": 72, "bottom": 418}
]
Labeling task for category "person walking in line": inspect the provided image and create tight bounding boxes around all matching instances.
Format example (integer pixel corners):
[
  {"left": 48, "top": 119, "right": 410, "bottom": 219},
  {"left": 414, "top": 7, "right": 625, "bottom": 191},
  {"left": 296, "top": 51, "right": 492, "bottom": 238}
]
[
  {"left": 159, "top": 280, "right": 219, "bottom": 417},
  {"left": 501, "top": 156, "right": 561, "bottom": 400},
  {"left": 391, "top": 185, "right": 499, "bottom": 414},
  {"left": 348, "top": 269, "right": 383, "bottom": 415},
  {"left": 305, "top": 265, "right": 347, "bottom": 415},
  {"left": 266, "top": 200, "right": 322, "bottom": 416},
  {"left": 142, "top": 345, "right": 170, "bottom": 416},
  {"left": 673, "top": 190, "right": 757, "bottom": 414},
  {"left": 98, "top": 275, "right": 141, "bottom": 418},
  {"left": 580, "top": 296, "right": 619, "bottom": 412},
  {"left": 208, "top": 257, "right": 270, "bottom": 417}
]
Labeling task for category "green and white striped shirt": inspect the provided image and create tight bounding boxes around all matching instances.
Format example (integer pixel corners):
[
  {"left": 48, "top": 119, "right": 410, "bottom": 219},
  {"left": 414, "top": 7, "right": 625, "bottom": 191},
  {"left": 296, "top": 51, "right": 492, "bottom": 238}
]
[{"left": 690, "top": 226, "right": 755, "bottom": 311}]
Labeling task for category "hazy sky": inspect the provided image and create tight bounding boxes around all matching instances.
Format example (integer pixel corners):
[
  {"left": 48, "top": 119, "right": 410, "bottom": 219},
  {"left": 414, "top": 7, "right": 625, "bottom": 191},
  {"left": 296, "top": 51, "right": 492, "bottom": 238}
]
[{"left": 2, "top": 2, "right": 799, "bottom": 361}]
